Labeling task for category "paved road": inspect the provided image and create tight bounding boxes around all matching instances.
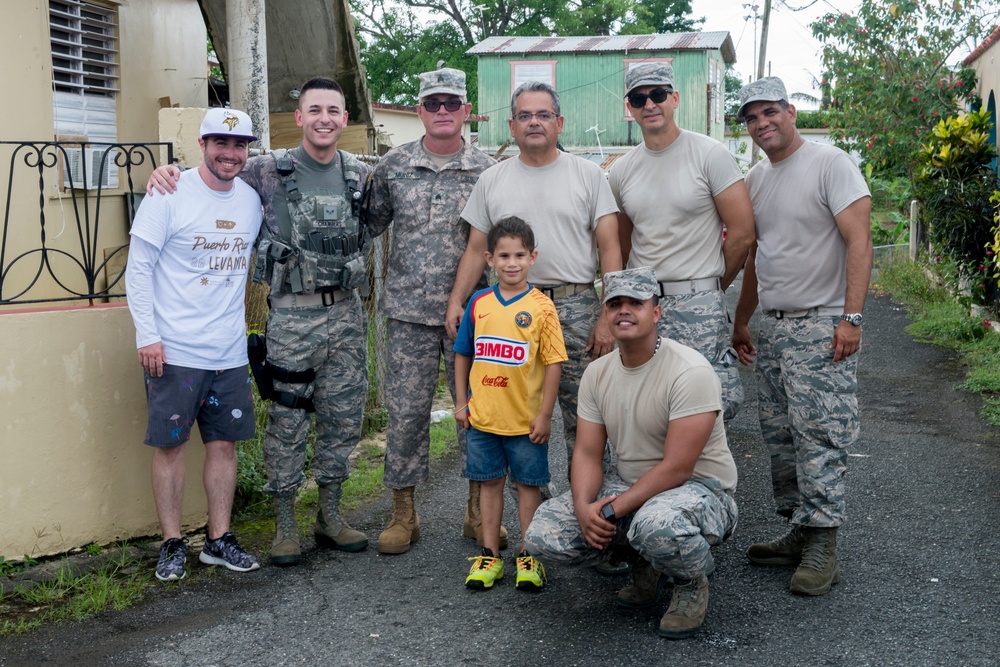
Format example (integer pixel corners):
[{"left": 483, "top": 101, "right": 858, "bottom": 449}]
[{"left": 2, "top": 288, "right": 999, "bottom": 667}]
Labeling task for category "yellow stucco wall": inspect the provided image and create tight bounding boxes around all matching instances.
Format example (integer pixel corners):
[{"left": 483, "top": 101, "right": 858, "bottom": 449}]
[
  {"left": 1, "top": 0, "right": 208, "bottom": 306},
  {"left": 0, "top": 305, "right": 209, "bottom": 560},
  {"left": 969, "top": 36, "right": 999, "bottom": 111},
  {"left": 1, "top": 0, "right": 212, "bottom": 559}
]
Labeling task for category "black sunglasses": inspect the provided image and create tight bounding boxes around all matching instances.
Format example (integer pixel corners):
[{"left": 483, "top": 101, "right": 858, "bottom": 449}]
[
  {"left": 421, "top": 99, "right": 464, "bottom": 112},
  {"left": 626, "top": 87, "right": 673, "bottom": 109}
]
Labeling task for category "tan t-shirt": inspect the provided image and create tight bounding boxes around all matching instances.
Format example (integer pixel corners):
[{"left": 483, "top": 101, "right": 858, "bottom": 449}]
[
  {"left": 746, "top": 140, "right": 870, "bottom": 312},
  {"left": 461, "top": 153, "right": 619, "bottom": 285},
  {"left": 608, "top": 131, "right": 743, "bottom": 281},
  {"left": 577, "top": 337, "right": 737, "bottom": 490}
]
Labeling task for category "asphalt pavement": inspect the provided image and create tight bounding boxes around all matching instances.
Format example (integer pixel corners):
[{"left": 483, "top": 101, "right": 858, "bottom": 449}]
[{"left": 2, "top": 285, "right": 998, "bottom": 667}]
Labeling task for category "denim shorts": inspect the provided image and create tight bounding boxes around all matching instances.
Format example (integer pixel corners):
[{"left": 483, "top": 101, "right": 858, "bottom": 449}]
[
  {"left": 143, "top": 364, "right": 255, "bottom": 447},
  {"left": 465, "top": 426, "right": 550, "bottom": 486}
]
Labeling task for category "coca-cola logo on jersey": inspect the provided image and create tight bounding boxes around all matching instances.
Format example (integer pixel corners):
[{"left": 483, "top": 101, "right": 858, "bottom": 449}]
[{"left": 481, "top": 375, "right": 509, "bottom": 387}]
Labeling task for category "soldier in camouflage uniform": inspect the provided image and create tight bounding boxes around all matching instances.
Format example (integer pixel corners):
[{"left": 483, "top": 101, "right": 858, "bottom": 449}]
[
  {"left": 364, "top": 67, "right": 499, "bottom": 555},
  {"left": 149, "top": 77, "right": 372, "bottom": 567},
  {"left": 732, "top": 77, "right": 873, "bottom": 596},
  {"left": 446, "top": 81, "right": 622, "bottom": 481},
  {"left": 608, "top": 62, "right": 755, "bottom": 423},
  {"left": 524, "top": 267, "right": 739, "bottom": 640}
]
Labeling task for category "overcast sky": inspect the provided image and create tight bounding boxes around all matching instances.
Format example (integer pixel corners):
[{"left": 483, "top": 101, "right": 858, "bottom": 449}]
[
  {"left": 690, "top": 0, "right": 861, "bottom": 108},
  {"left": 690, "top": 0, "right": 995, "bottom": 109}
]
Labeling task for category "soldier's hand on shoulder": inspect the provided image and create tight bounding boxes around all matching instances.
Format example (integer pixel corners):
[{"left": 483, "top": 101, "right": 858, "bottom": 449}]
[{"left": 146, "top": 164, "right": 182, "bottom": 196}]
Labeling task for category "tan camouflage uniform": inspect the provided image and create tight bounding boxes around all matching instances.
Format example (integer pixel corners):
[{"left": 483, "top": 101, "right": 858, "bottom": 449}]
[
  {"left": 737, "top": 77, "right": 868, "bottom": 529},
  {"left": 551, "top": 288, "right": 601, "bottom": 463},
  {"left": 365, "top": 139, "right": 495, "bottom": 489},
  {"left": 525, "top": 475, "right": 737, "bottom": 579},
  {"left": 756, "top": 314, "right": 859, "bottom": 525},
  {"left": 242, "top": 150, "right": 372, "bottom": 494},
  {"left": 656, "top": 293, "right": 743, "bottom": 422},
  {"left": 526, "top": 267, "right": 739, "bottom": 576}
]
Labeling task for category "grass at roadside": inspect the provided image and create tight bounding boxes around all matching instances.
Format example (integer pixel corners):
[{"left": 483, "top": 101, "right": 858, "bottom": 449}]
[
  {"left": 340, "top": 415, "right": 458, "bottom": 511},
  {"left": 874, "top": 257, "right": 1000, "bottom": 426},
  {"left": 0, "top": 413, "right": 460, "bottom": 637},
  {"left": 0, "top": 543, "right": 151, "bottom": 636}
]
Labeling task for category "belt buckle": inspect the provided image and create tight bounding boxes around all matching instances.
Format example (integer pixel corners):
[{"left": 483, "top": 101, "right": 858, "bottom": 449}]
[
  {"left": 321, "top": 289, "right": 336, "bottom": 307},
  {"left": 774, "top": 310, "right": 785, "bottom": 319}
]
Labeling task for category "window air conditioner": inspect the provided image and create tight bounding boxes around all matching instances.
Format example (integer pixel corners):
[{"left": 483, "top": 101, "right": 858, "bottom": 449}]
[{"left": 61, "top": 146, "right": 118, "bottom": 190}]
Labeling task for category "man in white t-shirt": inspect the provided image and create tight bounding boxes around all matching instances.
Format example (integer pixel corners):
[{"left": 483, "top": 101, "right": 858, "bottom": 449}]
[
  {"left": 732, "top": 77, "right": 872, "bottom": 596},
  {"left": 524, "top": 266, "right": 738, "bottom": 640},
  {"left": 126, "top": 108, "right": 264, "bottom": 583},
  {"left": 446, "top": 81, "right": 622, "bottom": 477},
  {"left": 608, "top": 62, "right": 755, "bottom": 423}
]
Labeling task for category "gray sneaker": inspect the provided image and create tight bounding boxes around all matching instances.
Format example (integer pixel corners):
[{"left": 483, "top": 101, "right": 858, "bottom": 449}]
[
  {"left": 155, "top": 537, "right": 188, "bottom": 582},
  {"left": 199, "top": 532, "right": 260, "bottom": 572}
]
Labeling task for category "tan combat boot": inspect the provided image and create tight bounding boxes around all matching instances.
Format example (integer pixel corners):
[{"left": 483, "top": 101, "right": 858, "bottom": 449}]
[
  {"left": 462, "top": 480, "right": 508, "bottom": 549},
  {"left": 270, "top": 492, "right": 301, "bottom": 566},
  {"left": 616, "top": 557, "right": 667, "bottom": 608},
  {"left": 657, "top": 574, "right": 709, "bottom": 639},
  {"left": 314, "top": 483, "right": 369, "bottom": 552},
  {"left": 789, "top": 526, "right": 840, "bottom": 596},
  {"left": 746, "top": 524, "right": 809, "bottom": 566},
  {"left": 378, "top": 487, "right": 420, "bottom": 554}
]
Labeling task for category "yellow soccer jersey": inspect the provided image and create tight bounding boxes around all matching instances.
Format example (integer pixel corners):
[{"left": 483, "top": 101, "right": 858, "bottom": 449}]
[{"left": 454, "top": 285, "right": 568, "bottom": 435}]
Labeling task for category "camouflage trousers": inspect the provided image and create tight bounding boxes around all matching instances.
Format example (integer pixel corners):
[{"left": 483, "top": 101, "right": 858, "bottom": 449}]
[
  {"left": 523, "top": 475, "right": 738, "bottom": 581},
  {"left": 382, "top": 318, "right": 464, "bottom": 489},
  {"left": 657, "top": 289, "right": 744, "bottom": 421},
  {"left": 553, "top": 287, "right": 601, "bottom": 465},
  {"left": 262, "top": 294, "right": 368, "bottom": 495},
  {"left": 756, "top": 313, "right": 860, "bottom": 527}
]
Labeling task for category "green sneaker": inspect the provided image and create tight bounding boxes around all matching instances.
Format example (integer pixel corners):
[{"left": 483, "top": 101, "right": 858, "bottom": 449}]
[
  {"left": 465, "top": 549, "right": 504, "bottom": 590},
  {"left": 515, "top": 552, "right": 546, "bottom": 591}
]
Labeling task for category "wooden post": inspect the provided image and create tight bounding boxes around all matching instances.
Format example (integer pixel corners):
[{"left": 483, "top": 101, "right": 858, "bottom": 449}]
[
  {"left": 909, "top": 199, "right": 920, "bottom": 261},
  {"left": 749, "top": 0, "right": 772, "bottom": 166}
]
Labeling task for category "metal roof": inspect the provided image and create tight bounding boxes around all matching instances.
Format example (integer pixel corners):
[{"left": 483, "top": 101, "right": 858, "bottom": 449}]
[{"left": 466, "top": 32, "right": 736, "bottom": 63}]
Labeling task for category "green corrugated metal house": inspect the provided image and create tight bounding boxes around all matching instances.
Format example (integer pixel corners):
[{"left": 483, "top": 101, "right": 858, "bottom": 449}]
[{"left": 467, "top": 32, "right": 736, "bottom": 150}]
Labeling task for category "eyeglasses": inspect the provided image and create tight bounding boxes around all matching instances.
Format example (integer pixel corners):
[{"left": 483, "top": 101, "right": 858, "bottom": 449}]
[
  {"left": 421, "top": 99, "right": 464, "bottom": 113},
  {"left": 626, "top": 88, "right": 673, "bottom": 109},
  {"left": 513, "top": 111, "right": 558, "bottom": 123}
]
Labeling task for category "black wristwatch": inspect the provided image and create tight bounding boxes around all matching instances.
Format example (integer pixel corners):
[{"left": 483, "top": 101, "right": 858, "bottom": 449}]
[{"left": 600, "top": 501, "right": 616, "bottom": 522}]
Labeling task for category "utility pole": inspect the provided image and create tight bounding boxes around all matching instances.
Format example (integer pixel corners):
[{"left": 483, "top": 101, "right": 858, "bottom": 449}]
[
  {"left": 750, "top": 0, "right": 772, "bottom": 165},
  {"left": 742, "top": 4, "right": 760, "bottom": 69},
  {"left": 227, "top": 0, "right": 271, "bottom": 150}
]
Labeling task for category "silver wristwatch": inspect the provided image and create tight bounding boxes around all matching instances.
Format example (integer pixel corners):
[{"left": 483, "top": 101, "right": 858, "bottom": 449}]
[{"left": 840, "top": 313, "right": 863, "bottom": 327}]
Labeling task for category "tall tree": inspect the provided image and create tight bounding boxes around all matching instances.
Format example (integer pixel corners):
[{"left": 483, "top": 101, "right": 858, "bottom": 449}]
[
  {"left": 811, "top": 0, "right": 999, "bottom": 180},
  {"left": 352, "top": 0, "right": 703, "bottom": 105}
]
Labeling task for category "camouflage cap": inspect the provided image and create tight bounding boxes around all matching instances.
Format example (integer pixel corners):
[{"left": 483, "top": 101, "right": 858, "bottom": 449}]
[
  {"left": 625, "top": 62, "right": 674, "bottom": 95},
  {"left": 603, "top": 266, "right": 659, "bottom": 303},
  {"left": 199, "top": 107, "right": 258, "bottom": 142},
  {"left": 737, "top": 76, "right": 788, "bottom": 120},
  {"left": 418, "top": 67, "right": 467, "bottom": 99}
]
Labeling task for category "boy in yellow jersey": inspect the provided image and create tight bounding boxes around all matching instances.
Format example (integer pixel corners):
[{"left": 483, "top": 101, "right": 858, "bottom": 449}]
[{"left": 454, "top": 217, "right": 568, "bottom": 591}]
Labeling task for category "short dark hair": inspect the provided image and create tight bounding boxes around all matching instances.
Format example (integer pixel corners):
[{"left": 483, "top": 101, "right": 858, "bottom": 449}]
[
  {"left": 487, "top": 217, "right": 536, "bottom": 254},
  {"left": 298, "top": 77, "right": 345, "bottom": 107},
  {"left": 511, "top": 82, "right": 561, "bottom": 117}
]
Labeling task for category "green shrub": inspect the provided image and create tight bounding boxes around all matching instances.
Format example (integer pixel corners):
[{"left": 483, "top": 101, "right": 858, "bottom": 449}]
[
  {"left": 914, "top": 109, "right": 997, "bottom": 282},
  {"left": 869, "top": 174, "right": 913, "bottom": 216},
  {"left": 873, "top": 256, "right": 944, "bottom": 307},
  {"left": 906, "top": 301, "right": 988, "bottom": 345}
]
